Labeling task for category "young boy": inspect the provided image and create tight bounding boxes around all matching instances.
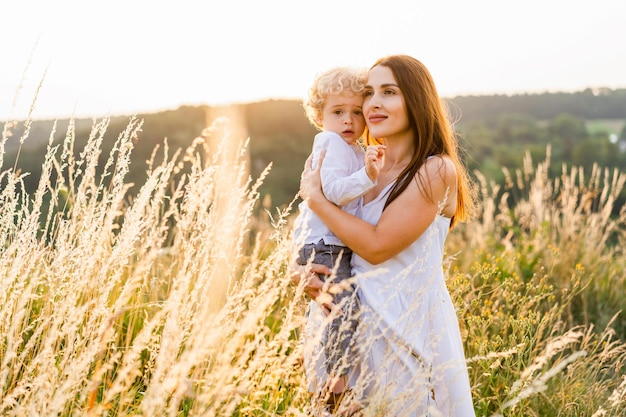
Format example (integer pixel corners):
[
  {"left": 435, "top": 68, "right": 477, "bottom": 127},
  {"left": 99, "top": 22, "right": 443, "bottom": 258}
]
[{"left": 293, "top": 66, "right": 383, "bottom": 410}]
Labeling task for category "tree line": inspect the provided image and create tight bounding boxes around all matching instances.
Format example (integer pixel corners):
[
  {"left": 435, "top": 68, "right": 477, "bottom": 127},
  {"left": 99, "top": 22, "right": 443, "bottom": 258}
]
[{"left": 2, "top": 88, "right": 625, "bottom": 211}]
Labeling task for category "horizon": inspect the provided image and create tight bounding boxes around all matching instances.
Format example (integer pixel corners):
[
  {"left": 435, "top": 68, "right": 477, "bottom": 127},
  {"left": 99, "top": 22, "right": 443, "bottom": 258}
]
[
  {"left": 2, "top": 0, "right": 625, "bottom": 121},
  {"left": 3, "top": 86, "right": 624, "bottom": 123}
]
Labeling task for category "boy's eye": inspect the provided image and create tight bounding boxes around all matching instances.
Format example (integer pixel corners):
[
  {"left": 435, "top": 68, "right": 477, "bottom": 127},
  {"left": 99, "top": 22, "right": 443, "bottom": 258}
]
[{"left": 334, "top": 110, "right": 343, "bottom": 115}]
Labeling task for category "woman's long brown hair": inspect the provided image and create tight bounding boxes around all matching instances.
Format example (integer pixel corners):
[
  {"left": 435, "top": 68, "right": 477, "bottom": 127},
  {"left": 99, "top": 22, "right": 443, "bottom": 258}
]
[{"left": 366, "top": 55, "right": 474, "bottom": 227}]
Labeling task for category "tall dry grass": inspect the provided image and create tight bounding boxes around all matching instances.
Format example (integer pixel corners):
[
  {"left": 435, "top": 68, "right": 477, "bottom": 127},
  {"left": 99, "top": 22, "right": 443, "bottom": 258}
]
[
  {"left": 0, "top": 114, "right": 307, "bottom": 416},
  {"left": 448, "top": 147, "right": 626, "bottom": 416},
  {"left": 0, "top": 115, "right": 625, "bottom": 416}
]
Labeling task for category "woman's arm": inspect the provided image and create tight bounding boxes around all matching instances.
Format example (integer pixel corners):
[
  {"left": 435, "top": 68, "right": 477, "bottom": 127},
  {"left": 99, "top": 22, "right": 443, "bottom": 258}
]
[{"left": 301, "top": 152, "right": 457, "bottom": 264}]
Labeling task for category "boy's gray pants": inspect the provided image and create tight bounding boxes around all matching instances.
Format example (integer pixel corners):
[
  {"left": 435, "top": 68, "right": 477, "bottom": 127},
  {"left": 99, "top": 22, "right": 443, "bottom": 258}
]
[{"left": 298, "top": 239, "right": 359, "bottom": 377}]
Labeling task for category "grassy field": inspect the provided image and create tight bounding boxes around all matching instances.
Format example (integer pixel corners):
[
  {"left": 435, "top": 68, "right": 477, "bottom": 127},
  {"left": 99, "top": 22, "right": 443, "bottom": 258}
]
[
  {"left": 585, "top": 119, "right": 625, "bottom": 138},
  {"left": 1, "top": 116, "right": 626, "bottom": 416}
]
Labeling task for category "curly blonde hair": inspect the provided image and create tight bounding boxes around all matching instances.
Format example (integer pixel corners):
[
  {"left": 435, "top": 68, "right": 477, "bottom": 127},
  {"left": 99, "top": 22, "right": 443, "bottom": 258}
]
[{"left": 303, "top": 66, "right": 367, "bottom": 130}]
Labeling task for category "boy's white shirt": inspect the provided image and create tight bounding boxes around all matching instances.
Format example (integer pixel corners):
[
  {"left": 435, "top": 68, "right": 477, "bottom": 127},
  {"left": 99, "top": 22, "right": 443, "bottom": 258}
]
[{"left": 294, "top": 131, "right": 376, "bottom": 247}]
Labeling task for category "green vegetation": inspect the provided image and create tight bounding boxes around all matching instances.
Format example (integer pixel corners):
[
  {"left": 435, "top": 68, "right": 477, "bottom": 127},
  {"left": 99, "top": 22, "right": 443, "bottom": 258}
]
[
  {"left": 0, "top": 89, "right": 625, "bottom": 415},
  {"left": 3, "top": 89, "right": 626, "bottom": 211}
]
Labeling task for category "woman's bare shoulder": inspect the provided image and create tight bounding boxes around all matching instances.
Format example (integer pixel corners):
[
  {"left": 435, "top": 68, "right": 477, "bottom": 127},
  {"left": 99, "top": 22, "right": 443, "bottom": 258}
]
[
  {"left": 419, "top": 155, "right": 458, "bottom": 215},
  {"left": 422, "top": 154, "right": 457, "bottom": 183}
]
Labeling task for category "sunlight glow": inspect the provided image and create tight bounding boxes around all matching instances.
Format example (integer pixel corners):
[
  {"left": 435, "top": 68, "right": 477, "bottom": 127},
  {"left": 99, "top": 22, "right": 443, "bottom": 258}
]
[{"left": 1, "top": 0, "right": 625, "bottom": 120}]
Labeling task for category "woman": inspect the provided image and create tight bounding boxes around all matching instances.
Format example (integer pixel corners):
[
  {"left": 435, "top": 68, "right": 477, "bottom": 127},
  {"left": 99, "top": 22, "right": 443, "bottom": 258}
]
[{"left": 294, "top": 54, "right": 476, "bottom": 416}]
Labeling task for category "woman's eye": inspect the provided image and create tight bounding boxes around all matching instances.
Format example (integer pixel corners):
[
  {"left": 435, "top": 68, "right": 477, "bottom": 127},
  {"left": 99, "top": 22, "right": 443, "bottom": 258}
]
[{"left": 363, "top": 90, "right": 373, "bottom": 97}]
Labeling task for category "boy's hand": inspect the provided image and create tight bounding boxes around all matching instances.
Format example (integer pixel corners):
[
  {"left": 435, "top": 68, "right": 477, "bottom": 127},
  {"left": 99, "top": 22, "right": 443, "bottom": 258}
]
[{"left": 365, "top": 145, "right": 386, "bottom": 181}]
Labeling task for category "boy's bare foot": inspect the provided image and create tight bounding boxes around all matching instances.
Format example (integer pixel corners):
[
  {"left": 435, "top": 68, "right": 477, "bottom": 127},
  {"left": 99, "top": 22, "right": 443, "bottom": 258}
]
[{"left": 334, "top": 389, "right": 362, "bottom": 416}]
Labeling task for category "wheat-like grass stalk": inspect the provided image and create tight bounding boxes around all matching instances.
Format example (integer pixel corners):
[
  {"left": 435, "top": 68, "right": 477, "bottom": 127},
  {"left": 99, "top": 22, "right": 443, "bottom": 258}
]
[{"left": 1, "top": 108, "right": 625, "bottom": 416}]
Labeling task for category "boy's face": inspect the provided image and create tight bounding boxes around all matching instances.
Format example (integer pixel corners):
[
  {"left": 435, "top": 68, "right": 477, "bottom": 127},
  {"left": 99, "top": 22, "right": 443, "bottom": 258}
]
[{"left": 318, "top": 93, "right": 366, "bottom": 145}]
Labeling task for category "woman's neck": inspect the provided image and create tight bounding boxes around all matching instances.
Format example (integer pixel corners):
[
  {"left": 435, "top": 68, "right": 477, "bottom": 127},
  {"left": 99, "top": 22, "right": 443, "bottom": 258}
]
[{"left": 381, "top": 137, "right": 413, "bottom": 173}]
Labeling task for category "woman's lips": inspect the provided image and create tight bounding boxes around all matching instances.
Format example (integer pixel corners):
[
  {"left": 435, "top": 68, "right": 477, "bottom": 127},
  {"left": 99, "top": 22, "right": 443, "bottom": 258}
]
[{"left": 368, "top": 114, "right": 387, "bottom": 123}]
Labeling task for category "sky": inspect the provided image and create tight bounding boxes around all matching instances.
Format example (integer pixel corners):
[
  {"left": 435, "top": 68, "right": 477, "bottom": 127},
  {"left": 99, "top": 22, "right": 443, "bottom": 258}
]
[{"left": 1, "top": 0, "right": 625, "bottom": 121}]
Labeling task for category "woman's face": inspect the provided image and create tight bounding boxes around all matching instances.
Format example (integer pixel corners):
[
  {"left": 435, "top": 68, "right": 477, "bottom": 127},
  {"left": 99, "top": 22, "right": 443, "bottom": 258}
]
[{"left": 363, "top": 65, "right": 411, "bottom": 140}]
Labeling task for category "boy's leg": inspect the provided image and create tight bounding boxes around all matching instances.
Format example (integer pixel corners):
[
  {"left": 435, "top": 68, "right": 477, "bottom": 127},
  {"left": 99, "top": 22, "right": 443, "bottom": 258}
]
[
  {"left": 320, "top": 246, "right": 359, "bottom": 384},
  {"left": 297, "top": 241, "right": 331, "bottom": 282},
  {"left": 306, "top": 243, "right": 360, "bottom": 413},
  {"left": 303, "top": 242, "right": 344, "bottom": 374}
]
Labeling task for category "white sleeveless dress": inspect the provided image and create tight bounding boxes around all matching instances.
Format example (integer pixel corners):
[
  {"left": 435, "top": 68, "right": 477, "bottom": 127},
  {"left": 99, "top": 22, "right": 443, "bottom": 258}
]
[{"left": 303, "top": 182, "right": 475, "bottom": 416}]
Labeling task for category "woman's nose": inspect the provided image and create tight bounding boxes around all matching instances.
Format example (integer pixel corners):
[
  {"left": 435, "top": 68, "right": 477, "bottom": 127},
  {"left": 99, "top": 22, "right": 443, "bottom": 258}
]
[{"left": 365, "top": 96, "right": 380, "bottom": 111}]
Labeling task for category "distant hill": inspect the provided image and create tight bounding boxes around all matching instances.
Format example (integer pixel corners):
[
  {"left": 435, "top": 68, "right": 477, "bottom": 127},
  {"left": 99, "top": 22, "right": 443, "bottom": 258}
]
[
  {"left": 448, "top": 88, "right": 626, "bottom": 123},
  {"left": 1, "top": 100, "right": 318, "bottom": 210},
  {"left": 2, "top": 88, "right": 626, "bottom": 210}
]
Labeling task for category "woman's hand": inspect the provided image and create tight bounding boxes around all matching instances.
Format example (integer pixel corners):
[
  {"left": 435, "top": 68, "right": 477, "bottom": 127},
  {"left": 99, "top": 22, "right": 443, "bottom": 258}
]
[
  {"left": 299, "top": 150, "right": 326, "bottom": 203},
  {"left": 290, "top": 260, "right": 335, "bottom": 315}
]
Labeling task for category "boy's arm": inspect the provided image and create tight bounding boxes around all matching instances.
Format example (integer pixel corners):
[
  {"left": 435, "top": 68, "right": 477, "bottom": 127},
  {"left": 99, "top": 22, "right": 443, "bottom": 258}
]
[
  {"left": 364, "top": 144, "right": 386, "bottom": 184},
  {"left": 315, "top": 133, "right": 376, "bottom": 206},
  {"left": 322, "top": 165, "right": 374, "bottom": 206}
]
